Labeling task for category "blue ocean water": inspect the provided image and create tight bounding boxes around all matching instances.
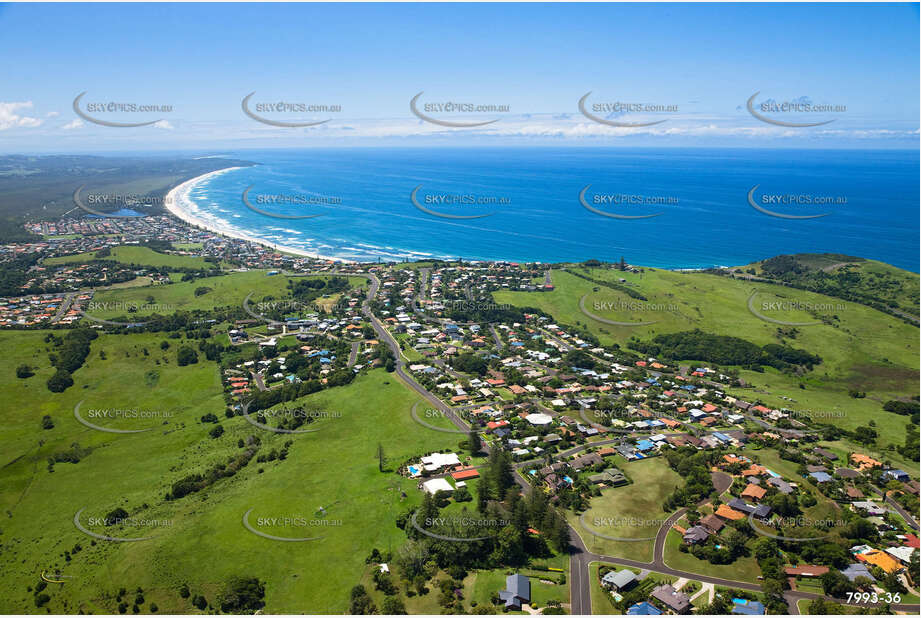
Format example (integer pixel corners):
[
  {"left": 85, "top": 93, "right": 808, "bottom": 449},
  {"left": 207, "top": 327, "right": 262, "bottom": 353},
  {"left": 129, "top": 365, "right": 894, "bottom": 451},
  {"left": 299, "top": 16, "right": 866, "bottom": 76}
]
[{"left": 187, "top": 148, "right": 919, "bottom": 271}]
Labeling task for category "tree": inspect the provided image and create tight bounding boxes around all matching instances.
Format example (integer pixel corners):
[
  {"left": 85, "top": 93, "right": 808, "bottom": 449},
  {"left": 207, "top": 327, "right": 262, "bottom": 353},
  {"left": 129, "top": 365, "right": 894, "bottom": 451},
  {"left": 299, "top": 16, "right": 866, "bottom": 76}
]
[
  {"left": 41, "top": 415, "right": 54, "bottom": 430},
  {"left": 177, "top": 346, "right": 198, "bottom": 366},
  {"left": 820, "top": 568, "right": 854, "bottom": 597},
  {"left": 16, "top": 364, "right": 34, "bottom": 378},
  {"left": 467, "top": 430, "right": 481, "bottom": 454},
  {"left": 490, "top": 526, "right": 526, "bottom": 566},
  {"left": 218, "top": 576, "right": 265, "bottom": 613},
  {"left": 808, "top": 598, "right": 837, "bottom": 614},
  {"left": 854, "top": 425, "right": 878, "bottom": 445},
  {"left": 485, "top": 448, "right": 514, "bottom": 500},
  {"left": 348, "top": 585, "right": 376, "bottom": 614},
  {"left": 209, "top": 424, "right": 224, "bottom": 439},
  {"left": 46, "top": 369, "right": 73, "bottom": 393},
  {"left": 377, "top": 443, "right": 385, "bottom": 472},
  {"left": 105, "top": 507, "right": 129, "bottom": 526},
  {"left": 381, "top": 596, "right": 406, "bottom": 614}
]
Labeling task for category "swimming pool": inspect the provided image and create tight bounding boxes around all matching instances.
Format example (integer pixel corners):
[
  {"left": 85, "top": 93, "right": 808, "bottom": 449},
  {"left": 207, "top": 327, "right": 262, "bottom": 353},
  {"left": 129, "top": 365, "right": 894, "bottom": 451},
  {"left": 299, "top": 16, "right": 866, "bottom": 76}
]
[{"left": 408, "top": 465, "right": 420, "bottom": 475}]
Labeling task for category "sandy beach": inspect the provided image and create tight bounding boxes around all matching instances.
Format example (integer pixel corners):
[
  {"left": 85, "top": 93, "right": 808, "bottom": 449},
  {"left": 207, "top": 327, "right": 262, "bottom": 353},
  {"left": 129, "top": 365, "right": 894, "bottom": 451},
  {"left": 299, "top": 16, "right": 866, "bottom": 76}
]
[{"left": 163, "top": 167, "right": 351, "bottom": 263}]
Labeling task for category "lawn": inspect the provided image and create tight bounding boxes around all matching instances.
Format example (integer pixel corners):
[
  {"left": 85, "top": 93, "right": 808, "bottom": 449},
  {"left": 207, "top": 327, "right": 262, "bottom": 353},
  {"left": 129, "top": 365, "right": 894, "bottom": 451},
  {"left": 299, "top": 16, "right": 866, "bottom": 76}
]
[
  {"left": 0, "top": 363, "right": 459, "bottom": 614},
  {"left": 44, "top": 245, "right": 215, "bottom": 269},
  {"left": 84, "top": 271, "right": 367, "bottom": 321},
  {"left": 465, "top": 568, "right": 567, "bottom": 612},
  {"left": 662, "top": 528, "right": 763, "bottom": 585},
  {"left": 567, "top": 457, "right": 681, "bottom": 561}
]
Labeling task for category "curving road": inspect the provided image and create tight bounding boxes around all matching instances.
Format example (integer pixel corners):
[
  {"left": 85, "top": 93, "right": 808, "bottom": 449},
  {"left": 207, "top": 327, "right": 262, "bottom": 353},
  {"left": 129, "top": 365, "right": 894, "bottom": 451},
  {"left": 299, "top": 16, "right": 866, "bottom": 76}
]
[{"left": 291, "top": 269, "right": 921, "bottom": 615}]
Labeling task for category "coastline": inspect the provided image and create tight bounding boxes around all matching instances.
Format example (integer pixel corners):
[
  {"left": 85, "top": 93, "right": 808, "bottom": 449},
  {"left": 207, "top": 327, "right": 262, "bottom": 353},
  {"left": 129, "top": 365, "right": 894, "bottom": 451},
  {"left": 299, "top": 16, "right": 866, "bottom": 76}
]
[{"left": 163, "top": 167, "right": 352, "bottom": 263}]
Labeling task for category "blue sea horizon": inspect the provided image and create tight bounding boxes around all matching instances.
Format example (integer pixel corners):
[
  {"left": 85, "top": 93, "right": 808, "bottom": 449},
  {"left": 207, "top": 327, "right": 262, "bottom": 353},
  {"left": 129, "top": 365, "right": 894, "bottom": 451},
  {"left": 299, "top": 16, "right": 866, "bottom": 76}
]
[{"left": 181, "top": 147, "right": 919, "bottom": 272}]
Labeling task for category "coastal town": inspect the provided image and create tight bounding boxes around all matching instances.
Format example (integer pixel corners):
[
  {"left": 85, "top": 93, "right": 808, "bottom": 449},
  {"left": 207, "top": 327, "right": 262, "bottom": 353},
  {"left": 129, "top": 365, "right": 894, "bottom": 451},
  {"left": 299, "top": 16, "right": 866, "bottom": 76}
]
[{"left": 1, "top": 208, "right": 917, "bottom": 616}]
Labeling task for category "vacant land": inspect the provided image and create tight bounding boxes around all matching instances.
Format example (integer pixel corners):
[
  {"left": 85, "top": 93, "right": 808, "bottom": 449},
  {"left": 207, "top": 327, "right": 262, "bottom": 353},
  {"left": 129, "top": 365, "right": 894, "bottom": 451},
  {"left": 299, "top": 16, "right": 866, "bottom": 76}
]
[
  {"left": 567, "top": 457, "right": 681, "bottom": 561},
  {"left": 45, "top": 245, "right": 215, "bottom": 270},
  {"left": 0, "top": 360, "right": 458, "bottom": 613}
]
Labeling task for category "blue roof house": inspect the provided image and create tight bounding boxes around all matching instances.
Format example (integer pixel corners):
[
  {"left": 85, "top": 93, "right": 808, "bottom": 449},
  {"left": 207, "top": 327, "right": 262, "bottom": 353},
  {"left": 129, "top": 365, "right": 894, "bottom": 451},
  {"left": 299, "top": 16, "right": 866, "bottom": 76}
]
[{"left": 498, "top": 574, "right": 531, "bottom": 610}]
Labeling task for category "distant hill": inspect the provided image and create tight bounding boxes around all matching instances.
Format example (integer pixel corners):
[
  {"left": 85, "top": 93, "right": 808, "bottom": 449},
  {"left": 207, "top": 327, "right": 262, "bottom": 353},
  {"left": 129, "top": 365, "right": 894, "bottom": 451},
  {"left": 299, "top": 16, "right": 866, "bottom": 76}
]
[
  {"left": 721, "top": 253, "right": 919, "bottom": 324},
  {"left": 0, "top": 154, "right": 255, "bottom": 219}
]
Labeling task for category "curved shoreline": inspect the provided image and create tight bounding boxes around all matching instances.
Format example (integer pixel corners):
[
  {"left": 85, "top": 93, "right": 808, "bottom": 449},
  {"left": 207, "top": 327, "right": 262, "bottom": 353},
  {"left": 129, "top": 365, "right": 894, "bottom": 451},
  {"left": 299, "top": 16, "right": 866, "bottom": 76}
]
[{"left": 164, "top": 167, "right": 352, "bottom": 263}]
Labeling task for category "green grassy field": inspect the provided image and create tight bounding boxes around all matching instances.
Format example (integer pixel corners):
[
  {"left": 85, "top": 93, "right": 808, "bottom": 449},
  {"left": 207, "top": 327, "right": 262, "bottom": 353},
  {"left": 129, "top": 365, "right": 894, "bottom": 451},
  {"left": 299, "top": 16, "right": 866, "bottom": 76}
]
[
  {"left": 0, "top": 358, "right": 458, "bottom": 614},
  {"left": 743, "top": 254, "right": 920, "bottom": 320},
  {"left": 44, "top": 245, "right": 215, "bottom": 270},
  {"left": 567, "top": 457, "right": 681, "bottom": 561},
  {"left": 493, "top": 267, "right": 918, "bottom": 449},
  {"left": 82, "top": 271, "right": 367, "bottom": 321}
]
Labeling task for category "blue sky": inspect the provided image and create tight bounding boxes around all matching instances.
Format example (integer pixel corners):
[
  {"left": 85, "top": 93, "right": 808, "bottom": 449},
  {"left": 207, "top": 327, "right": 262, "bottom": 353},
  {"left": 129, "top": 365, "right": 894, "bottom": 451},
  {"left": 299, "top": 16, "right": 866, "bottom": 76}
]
[{"left": 1, "top": 2, "right": 918, "bottom": 151}]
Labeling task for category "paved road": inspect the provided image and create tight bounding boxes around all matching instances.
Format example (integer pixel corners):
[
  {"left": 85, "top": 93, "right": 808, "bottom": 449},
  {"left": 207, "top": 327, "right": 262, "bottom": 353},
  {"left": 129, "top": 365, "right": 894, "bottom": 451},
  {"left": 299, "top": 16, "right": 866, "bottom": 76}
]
[
  {"left": 288, "top": 269, "right": 921, "bottom": 614},
  {"left": 489, "top": 324, "right": 503, "bottom": 348},
  {"left": 871, "top": 484, "right": 919, "bottom": 530},
  {"left": 49, "top": 292, "right": 77, "bottom": 323},
  {"left": 566, "top": 466, "right": 920, "bottom": 615},
  {"left": 347, "top": 341, "right": 359, "bottom": 368}
]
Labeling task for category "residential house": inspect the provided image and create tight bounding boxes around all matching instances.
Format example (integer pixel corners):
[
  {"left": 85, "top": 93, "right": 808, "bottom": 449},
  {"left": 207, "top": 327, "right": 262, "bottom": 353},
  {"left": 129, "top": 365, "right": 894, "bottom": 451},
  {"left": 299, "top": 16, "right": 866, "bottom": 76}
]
[
  {"left": 650, "top": 584, "right": 690, "bottom": 614},
  {"left": 498, "top": 574, "right": 531, "bottom": 610},
  {"left": 683, "top": 525, "right": 710, "bottom": 545},
  {"left": 602, "top": 569, "right": 638, "bottom": 591}
]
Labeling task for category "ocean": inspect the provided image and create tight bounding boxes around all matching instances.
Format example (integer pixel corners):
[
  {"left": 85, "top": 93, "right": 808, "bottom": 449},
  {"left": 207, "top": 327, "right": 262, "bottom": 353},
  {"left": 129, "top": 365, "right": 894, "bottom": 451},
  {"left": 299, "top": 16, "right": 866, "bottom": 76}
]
[{"left": 179, "top": 147, "right": 919, "bottom": 271}]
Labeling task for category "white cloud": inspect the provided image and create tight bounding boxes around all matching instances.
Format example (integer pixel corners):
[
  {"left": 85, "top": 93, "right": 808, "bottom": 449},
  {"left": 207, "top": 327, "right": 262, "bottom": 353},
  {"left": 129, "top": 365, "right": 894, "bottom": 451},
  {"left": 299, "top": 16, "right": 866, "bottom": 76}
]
[
  {"left": 153, "top": 120, "right": 174, "bottom": 130},
  {"left": 46, "top": 111, "right": 60, "bottom": 118},
  {"left": 62, "top": 118, "right": 84, "bottom": 130},
  {"left": 0, "top": 101, "right": 43, "bottom": 130}
]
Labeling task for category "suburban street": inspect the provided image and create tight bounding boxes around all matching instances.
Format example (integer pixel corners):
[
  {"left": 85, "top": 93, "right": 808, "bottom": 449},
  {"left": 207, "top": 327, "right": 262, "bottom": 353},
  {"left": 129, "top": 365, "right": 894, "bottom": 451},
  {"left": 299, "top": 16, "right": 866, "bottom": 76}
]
[{"left": 300, "top": 269, "right": 921, "bottom": 616}]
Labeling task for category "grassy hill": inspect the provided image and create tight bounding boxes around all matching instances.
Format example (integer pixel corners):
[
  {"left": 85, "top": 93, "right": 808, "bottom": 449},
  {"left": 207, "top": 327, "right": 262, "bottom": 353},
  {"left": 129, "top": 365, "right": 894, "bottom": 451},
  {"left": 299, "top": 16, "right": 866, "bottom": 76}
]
[
  {"left": 726, "top": 253, "right": 919, "bottom": 323},
  {"left": 493, "top": 264, "right": 919, "bottom": 451},
  {"left": 44, "top": 246, "right": 217, "bottom": 270},
  {"left": 0, "top": 348, "right": 455, "bottom": 613}
]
